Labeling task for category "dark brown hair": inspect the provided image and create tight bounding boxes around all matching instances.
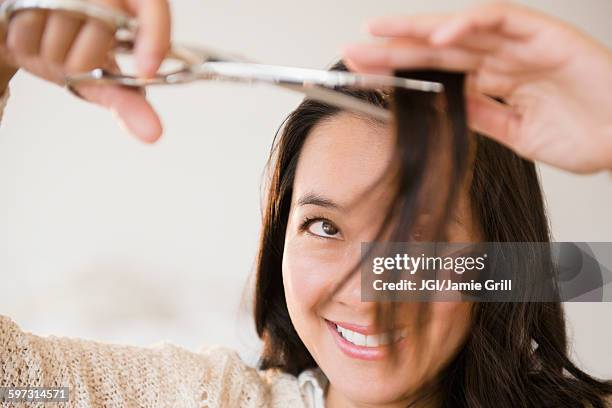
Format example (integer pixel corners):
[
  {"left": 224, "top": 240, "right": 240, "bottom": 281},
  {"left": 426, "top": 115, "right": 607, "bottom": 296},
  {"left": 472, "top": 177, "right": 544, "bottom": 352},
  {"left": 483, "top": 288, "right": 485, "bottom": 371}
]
[{"left": 253, "top": 62, "right": 612, "bottom": 407}]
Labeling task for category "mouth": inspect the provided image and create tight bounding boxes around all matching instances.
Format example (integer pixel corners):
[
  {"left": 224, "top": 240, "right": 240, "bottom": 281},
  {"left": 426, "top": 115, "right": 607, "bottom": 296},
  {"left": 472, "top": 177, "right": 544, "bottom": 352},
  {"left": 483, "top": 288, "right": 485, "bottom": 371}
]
[{"left": 325, "top": 319, "right": 407, "bottom": 361}]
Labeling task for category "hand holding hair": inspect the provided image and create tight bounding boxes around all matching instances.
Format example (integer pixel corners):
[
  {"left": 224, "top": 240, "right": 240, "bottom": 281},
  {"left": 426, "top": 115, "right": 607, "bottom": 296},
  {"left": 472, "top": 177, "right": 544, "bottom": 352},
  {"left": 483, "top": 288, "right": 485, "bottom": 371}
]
[
  {"left": 344, "top": 2, "right": 612, "bottom": 174},
  {"left": 0, "top": 0, "right": 171, "bottom": 143}
]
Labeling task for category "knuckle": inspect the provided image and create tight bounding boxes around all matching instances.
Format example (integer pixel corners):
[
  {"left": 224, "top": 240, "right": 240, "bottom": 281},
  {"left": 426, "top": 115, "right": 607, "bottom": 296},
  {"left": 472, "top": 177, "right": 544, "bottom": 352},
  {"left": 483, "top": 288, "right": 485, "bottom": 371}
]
[
  {"left": 12, "top": 10, "right": 43, "bottom": 27},
  {"left": 5, "top": 31, "right": 28, "bottom": 55},
  {"left": 64, "top": 57, "right": 89, "bottom": 73},
  {"left": 5, "top": 30, "right": 20, "bottom": 53},
  {"left": 6, "top": 11, "right": 45, "bottom": 54}
]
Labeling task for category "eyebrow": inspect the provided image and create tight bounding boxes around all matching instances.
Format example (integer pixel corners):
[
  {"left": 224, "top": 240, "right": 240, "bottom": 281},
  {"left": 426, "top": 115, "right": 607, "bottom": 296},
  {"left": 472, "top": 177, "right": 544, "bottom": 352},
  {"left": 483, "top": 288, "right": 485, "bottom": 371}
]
[
  {"left": 296, "top": 193, "right": 466, "bottom": 227},
  {"left": 297, "top": 192, "right": 344, "bottom": 211}
]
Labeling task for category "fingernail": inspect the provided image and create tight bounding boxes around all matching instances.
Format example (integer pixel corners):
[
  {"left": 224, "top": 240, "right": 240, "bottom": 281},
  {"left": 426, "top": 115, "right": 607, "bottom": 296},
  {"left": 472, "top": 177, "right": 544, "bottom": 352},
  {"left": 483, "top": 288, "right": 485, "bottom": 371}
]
[{"left": 110, "top": 109, "right": 160, "bottom": 143}]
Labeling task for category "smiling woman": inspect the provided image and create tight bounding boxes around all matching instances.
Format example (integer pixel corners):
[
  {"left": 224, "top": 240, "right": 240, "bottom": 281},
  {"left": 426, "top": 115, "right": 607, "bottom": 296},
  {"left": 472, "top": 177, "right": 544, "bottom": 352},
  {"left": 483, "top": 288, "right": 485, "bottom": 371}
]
[
  {"left": 1, "top": 55, "right": 610, "bottom": 406},
  {"left": 253, "top": 62, "right": 612, "bottom": 407},
  {"left": 1, "top": 1, "right": 612, "bottom": 407}
]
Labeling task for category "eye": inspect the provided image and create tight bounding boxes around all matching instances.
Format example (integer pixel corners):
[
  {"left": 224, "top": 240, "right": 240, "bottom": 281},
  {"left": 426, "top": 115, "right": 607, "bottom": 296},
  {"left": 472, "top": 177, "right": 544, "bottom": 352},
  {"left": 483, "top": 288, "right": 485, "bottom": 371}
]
[
  {"left": 309, "top": 220, "right": 341, "bottom": 238},
  {"left": 302, "top": 218, "right": 342, "bottom": 239}
]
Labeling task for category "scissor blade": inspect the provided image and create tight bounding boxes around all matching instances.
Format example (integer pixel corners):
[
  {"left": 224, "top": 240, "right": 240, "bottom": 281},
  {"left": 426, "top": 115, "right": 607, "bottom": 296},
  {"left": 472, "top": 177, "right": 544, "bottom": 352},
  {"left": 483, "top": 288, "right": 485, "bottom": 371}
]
[{"left": 193, "top": 62, "right": 444, "bottom": 93}]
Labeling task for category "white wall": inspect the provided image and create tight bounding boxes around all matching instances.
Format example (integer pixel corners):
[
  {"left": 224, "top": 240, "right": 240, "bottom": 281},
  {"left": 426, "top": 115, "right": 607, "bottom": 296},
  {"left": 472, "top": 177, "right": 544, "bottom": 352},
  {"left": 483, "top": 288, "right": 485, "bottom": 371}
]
[{"left": 1, "top": 0, "right": 610, "bottom": 377}]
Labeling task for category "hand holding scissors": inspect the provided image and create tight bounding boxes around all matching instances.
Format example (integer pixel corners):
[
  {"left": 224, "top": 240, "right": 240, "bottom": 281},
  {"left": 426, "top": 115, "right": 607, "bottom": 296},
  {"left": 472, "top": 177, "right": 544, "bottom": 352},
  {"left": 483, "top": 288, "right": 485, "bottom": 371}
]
[
  {"left": 0, "top": 0, "right": 442, "bottom": 143},
  {"left": 0, "top": 0, "right": 171, "bottom": 142}
]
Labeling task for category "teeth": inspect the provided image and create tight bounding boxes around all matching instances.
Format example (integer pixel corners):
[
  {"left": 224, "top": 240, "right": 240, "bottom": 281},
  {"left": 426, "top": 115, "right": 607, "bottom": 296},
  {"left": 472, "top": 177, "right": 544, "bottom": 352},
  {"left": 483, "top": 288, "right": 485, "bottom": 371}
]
[
  {"left": 339, "top": 327, "right": 353, "bottom": 343},
  {"left": 366, "top": 335, "right": 379, "bottom": 347},
  {"left": 353, "top": 332, "right": 366, "bottom": 346},
  {"left": 335, "top": 324, "right": 406, "bottom": 347}
]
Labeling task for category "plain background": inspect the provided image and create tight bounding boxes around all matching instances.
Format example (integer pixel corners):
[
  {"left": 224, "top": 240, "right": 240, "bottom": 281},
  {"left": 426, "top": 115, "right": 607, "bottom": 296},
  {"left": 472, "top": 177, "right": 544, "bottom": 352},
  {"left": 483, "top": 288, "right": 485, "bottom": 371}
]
[{"left": 1, "top": 0, "right": 610, "bottom": 378}]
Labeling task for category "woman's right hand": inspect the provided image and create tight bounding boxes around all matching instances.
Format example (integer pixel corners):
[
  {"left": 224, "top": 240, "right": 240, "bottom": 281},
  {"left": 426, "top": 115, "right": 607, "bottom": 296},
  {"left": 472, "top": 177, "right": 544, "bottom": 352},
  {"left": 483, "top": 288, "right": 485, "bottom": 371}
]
[{"left": 0, "top": 0, "right": 171, "bottom": 143}]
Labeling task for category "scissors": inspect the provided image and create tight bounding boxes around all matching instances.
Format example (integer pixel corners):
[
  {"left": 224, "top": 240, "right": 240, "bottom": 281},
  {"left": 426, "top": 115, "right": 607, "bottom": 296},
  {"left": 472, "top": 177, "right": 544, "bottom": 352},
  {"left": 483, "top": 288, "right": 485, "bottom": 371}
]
[{"left": 0, "top": 0, "right": 444, "bottom": 121}]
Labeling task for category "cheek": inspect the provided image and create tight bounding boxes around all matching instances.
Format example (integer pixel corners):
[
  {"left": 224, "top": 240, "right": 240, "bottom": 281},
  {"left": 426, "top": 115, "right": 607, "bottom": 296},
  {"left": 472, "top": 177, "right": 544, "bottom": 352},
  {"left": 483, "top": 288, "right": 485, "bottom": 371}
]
[
  {"left": 282, "top": 237, "right": 339, "bottom": 313},
  {"left": 422, "top": 302, "right": 472, "bottom": 362},
  {"left": 385, "top": 303, "right": 472, "bottom": 394}
]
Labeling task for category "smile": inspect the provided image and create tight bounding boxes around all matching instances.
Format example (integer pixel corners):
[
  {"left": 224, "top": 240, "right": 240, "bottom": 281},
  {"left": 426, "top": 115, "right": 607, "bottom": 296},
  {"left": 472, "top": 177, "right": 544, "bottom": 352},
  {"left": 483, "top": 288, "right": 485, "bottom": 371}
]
[
  {"left": 325, "top": 319, "right": 407, "bottom": 361},
  {"left": 333, "top": 322, "right": 407, "bottom": 347}
]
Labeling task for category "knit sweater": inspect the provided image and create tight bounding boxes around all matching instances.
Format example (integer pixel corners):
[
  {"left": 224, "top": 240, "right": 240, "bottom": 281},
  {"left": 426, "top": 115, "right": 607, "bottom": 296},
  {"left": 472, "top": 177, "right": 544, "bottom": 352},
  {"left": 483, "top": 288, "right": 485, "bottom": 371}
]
[{"left": 0, "top": 90, "right": 327, "bottom": 407}]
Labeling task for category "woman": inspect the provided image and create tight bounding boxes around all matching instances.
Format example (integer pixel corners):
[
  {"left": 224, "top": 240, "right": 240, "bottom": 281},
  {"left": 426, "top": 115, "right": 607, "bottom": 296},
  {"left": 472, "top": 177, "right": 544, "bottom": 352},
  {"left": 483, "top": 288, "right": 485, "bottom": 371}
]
[{"left": 1, "top": 1, "right": 611, "bottom": 407}]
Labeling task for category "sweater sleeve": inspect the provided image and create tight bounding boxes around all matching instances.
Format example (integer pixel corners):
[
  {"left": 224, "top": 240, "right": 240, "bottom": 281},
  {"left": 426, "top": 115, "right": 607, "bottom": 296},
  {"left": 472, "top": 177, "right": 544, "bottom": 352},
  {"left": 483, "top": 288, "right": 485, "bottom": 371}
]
[
  {"left": 0, "top": 315, "right": 304, "bottom": 407},
  {"left": 0, "top": 89, "right": 312, "bottom": 407}
]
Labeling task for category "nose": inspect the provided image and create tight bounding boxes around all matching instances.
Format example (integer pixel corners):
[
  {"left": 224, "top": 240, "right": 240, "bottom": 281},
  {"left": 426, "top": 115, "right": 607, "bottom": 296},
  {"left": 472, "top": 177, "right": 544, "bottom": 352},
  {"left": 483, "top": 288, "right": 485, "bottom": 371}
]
[{"left": 332, "top": 256, "right": 378, "bottom": 317}]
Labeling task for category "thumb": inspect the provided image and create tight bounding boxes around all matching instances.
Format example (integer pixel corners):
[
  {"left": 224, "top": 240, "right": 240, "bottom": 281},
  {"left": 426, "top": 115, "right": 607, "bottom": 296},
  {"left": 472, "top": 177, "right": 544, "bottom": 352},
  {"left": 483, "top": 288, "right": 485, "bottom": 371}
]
[{"left": 75, "top": 83, "right": 163, "bottom": 143}]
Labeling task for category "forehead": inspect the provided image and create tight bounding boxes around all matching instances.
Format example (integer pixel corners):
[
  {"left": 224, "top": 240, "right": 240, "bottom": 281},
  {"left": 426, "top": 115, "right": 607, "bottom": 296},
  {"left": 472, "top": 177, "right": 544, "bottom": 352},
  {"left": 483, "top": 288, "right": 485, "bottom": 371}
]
[
  {"left": 293, "top": 113, "right": 395, "bottom": 208},
  {"left": 291, "top": 112, "right": 479, "bottom": 240}
]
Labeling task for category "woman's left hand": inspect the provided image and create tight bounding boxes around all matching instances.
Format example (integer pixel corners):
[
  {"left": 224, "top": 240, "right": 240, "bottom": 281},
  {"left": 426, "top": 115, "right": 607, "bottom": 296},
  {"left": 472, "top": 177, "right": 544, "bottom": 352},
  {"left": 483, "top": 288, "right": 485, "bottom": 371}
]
[{"left": 343, "top": 3, "right": 612, "bottom": 174}]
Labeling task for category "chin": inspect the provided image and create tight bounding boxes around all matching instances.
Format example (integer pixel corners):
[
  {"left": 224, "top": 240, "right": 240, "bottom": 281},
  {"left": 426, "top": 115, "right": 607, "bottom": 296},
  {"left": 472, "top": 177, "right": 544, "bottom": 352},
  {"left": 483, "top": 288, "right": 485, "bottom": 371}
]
[
  {"left": 324, "top": 363, "right": 417, "bottom": 405},
  {"left": 315, "top": 343, "right": 421, "bottom": 406}
]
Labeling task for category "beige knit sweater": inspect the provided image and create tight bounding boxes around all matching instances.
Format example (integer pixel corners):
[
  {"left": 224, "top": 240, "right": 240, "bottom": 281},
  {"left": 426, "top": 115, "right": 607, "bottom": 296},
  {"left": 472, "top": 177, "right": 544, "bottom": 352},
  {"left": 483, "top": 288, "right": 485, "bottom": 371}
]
[{"left": 0, "top": 90, "right": 327, "bottom": 407}]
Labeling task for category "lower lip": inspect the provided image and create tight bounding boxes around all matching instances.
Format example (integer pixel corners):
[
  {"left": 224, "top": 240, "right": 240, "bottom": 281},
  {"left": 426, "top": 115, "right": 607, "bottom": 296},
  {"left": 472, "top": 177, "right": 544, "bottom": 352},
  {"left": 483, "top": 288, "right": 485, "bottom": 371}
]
[{"left": 325, "top": 319, "right": 405, "bottom": 361}]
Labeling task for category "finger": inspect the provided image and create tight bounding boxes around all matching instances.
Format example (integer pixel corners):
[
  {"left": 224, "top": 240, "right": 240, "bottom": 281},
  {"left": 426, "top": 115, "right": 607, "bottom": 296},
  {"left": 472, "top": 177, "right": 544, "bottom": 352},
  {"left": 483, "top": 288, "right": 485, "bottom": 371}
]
[
  {"left": 343, "top": 40, "right": 482, "bottom": 72},
  {"left": 64, "top": 19, "right": 114, "bottom": 72},
  {"left": 431, "top": 3, "right": 540, "bottom": 46},
  {"left": 367, "top": 14, "right": 506, "bottom": 54},
  {"left": 126, "top": 0, "right": 171, "bottom": 77},
  {"left": 367, "top": 14, "right": 451, "bottom": 40},
  {"left": 6, "top": 10, "right": 47, "bottom": 56},
  {"left": 344, "top": 56, "right": 392, "bottom": 75},
  {"left": 436, "top": 30, "right": 506, "bottom": 53},
  {"left": 40, "top": 12, "right": 83, "bottom": 64},
  {"left": 430, "top": 34, "right": 545, "bottom": 76},
  {"left": 431, "top": 13, "right": 504, "bottom": 46},
  {"left": 77, "top": 83, "right": 162, "bottom": 143},
  {"left": 466, "top": 92, "right": 521, "bottom": 148}
]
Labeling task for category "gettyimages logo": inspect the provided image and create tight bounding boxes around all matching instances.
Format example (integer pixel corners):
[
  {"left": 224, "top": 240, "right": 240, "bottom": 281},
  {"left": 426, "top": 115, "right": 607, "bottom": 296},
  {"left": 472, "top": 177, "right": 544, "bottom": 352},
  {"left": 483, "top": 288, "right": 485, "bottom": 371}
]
[
  {"left": 371, "top": 252, "right": 487, "bottom": 275},
  {"left": 361, "top": 242, "right": 612, "bottom": 302}
]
